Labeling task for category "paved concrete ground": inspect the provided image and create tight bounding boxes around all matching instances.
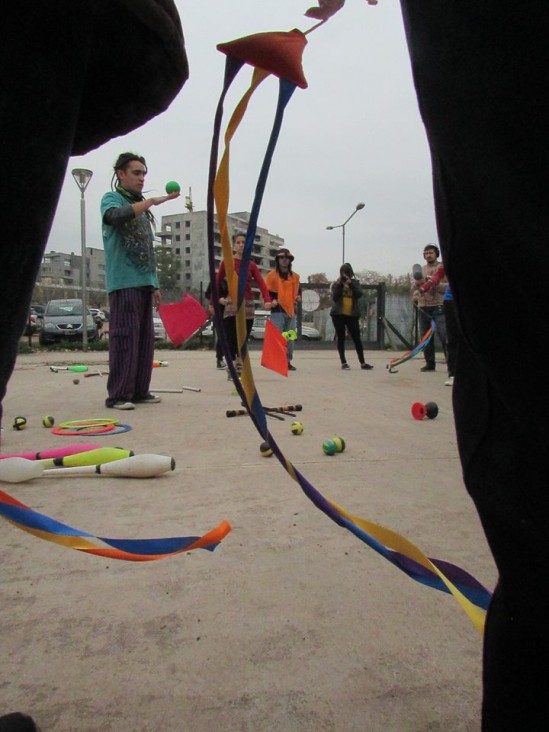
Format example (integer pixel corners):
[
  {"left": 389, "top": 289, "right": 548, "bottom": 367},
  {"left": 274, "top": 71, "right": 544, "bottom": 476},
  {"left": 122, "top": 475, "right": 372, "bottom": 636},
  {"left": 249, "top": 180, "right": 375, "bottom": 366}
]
[{"left": 1, "top": 347, "right": 496, "bottom": 731}]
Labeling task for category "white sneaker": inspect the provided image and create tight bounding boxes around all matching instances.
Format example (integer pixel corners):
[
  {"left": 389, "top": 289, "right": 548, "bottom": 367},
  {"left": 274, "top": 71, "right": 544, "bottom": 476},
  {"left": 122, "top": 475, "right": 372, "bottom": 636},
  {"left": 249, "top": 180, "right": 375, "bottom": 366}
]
[
  {"left": 111, "top": 401, "right": 135, "bottom": 410},
  {"left": 135, "top": 393, "right": 162, "bottom": 404},
  {"left": 444, "top": 376, "right": 454, "bottom": 386}
]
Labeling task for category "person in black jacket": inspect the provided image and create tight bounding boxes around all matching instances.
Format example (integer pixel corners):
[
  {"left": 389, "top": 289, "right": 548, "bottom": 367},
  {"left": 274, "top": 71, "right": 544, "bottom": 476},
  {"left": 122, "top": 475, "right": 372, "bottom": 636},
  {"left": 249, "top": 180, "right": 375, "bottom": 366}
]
[
  {"left": 205, "top": 277, "right": 228, "bottom": 369},
  {"left": 400, "top": 3, "right": 549, "bottom": 729},
  {"left": 330, "top": 263, "right": 373, "bottom": 371}
]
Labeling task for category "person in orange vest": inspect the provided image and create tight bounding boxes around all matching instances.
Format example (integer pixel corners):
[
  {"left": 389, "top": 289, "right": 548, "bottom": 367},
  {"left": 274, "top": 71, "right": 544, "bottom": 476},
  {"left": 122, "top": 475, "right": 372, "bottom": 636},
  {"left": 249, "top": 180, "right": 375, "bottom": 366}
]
[{"left": 265, "top": 248, "right": 301, "bottom": 371}]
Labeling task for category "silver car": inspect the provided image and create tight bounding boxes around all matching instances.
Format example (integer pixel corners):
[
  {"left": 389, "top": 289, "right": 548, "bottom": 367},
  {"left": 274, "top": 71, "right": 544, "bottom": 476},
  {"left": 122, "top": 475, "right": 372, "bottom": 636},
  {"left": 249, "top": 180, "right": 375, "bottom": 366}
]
[
  {"left": 249, "top": 311, "right": 321, "bottom": 340},
  {"left": 39, "top": 299, "right": 97, "bottom": 345}
]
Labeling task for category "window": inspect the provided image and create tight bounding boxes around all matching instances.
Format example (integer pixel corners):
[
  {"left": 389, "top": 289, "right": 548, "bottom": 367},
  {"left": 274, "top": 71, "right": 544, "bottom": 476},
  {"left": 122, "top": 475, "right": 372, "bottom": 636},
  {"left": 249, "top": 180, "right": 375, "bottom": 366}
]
[
  {"left": 185, "top": 220, "right": 190, "bottom": 228},
  {"left": 175, "top": 222, "right": 181, "bottom": 229},
  {"left": 185, "top": 273, "right": 191, "bottom": 280},
  {"left": 175, "top": 248, "right": 180, "bottom": 255},
  {"left": 185, "top": 234, "right": 190, "bottom": 241},
  {"left": 185, "top": 247, "right": 191, "bottom": 254}
]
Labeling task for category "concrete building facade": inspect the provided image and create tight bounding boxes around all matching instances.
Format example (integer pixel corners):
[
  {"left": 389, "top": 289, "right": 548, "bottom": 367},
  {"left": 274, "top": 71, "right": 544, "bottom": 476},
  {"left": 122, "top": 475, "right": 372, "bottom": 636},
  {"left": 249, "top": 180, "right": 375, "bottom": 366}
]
[
  {"left": 35, "top": 248, "right": 107, "bottom": 305},
  {"left": 39, "top": 248, "right": 106, "bottom": 291}
]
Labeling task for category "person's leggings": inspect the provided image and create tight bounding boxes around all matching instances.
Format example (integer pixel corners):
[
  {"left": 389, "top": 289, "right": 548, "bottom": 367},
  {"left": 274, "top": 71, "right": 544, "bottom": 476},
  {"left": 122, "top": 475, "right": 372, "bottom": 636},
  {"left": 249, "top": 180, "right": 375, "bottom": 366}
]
[{"left": 331, "top": 314, "right": 364, "bottom": 365}]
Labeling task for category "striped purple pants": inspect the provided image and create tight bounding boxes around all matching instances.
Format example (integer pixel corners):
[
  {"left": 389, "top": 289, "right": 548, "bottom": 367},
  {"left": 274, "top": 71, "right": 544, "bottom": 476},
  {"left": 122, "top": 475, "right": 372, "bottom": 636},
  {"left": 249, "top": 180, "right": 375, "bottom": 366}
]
[{"left": 106, "top": 288, "right": 155, "bottom": 406}]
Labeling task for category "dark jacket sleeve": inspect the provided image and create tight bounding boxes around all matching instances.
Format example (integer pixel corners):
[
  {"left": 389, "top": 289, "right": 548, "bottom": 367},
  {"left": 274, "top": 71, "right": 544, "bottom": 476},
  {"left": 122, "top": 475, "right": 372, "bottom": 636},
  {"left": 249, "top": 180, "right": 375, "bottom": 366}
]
[
  {"left": 103, "top": 204, "right": 135, "bottom": 226},
  {"left": 72, "top": 1, "right": 189, "bottom": 155},
  {"left": 350, "top": 279, "right": 363, "bottom": 300},
  {"left": 331, "top": 281, "right": 344, "bottom": 303}
]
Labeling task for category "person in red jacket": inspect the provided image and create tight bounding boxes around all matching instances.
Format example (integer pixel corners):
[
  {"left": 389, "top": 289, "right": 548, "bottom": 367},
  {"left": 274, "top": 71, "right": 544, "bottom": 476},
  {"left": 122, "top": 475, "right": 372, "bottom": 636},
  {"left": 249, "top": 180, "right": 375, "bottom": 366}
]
[{"left": 215, "top": 232, "right": 272, "bottom": 375}]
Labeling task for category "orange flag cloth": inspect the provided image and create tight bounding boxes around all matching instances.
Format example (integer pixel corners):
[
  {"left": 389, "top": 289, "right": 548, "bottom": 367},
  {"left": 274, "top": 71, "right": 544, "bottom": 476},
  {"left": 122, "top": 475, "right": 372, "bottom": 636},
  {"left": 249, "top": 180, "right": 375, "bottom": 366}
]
[{"left": 261, "top": 319, "right": 289, "bottom": 377}]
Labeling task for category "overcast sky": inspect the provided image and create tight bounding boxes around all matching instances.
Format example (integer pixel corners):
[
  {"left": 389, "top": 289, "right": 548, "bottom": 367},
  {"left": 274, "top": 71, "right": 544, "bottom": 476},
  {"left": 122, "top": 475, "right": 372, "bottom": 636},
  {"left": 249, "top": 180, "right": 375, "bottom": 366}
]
[{"left": 47, "top": 0, "right": 437, "bottom": 282}]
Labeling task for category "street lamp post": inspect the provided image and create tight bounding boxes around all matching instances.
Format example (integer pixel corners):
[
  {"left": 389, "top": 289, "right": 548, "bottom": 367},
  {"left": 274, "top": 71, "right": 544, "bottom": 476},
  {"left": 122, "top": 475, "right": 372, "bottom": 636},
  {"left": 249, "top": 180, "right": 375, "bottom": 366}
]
[
  {"left": 71, "top": 168, "right": 93, "bottom": 348},
  {"left": 326, "top": 202, "right": 365, "bottom": 264}
]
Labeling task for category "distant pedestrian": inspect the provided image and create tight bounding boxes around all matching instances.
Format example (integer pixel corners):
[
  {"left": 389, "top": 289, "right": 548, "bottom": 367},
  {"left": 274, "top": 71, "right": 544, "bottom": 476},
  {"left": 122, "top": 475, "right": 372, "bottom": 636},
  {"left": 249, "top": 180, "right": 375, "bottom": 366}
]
[
  {"left": 205, "top": 278, "right": 228, "bottom": 369},
  {"left": 265, "top": 248, "right": 301, "bottom": 371},
  {"left": 414, "top": 263, "right": 458, "bottom": 386},
  {"left": 330, "top": 263, "right": 373, "bottom": 370},
  {"left": 412, "top": 244, "right": 447, "bottom": 372},
  {"left": 215, "top": 231, "right": 272, "bottom": 377},
  {"left": 100, "top": 152, "right": 179, "bottom": 409},
  {"left": 441, "top": 285, "right": 458, "bottom": 386}
]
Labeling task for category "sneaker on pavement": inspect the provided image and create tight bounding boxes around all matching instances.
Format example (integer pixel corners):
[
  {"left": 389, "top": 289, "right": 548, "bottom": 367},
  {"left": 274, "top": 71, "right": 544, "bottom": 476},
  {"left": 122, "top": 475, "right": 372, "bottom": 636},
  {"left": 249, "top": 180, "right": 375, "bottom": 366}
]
[
  {"left": 445, "top": 376, "right": 454, "bottom": 386},
  {"left": 361, "top": 363, "right": 374, "bottom": 370},
  {"left": 135, "top": 393, "right": 161, "bottom": 404},
  {"left": 216, "top": 359, "right": 226, "bottom": 369},
  {"left": 341, "top": 363, "right": 351, "bottom": 370},
  {"left": 109, "top": 401, "right": 135, "bottom": 410},
  {"left": 420, "top": 365, "right": 436, "bottom": 372},
  {"left": 288, "top": 363, "right": 297, "bottom": 371}
]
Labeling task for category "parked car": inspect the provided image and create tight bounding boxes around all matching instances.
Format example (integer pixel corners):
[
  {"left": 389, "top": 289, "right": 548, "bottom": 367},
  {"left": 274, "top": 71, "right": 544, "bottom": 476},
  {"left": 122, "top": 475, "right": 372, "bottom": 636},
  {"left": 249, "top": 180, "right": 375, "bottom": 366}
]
[
  {"left": 39, "top": 299, "right": 97, "bottom": 345},
  {"left": 248, "top": 311, "right": 321, "bottom": 340}
]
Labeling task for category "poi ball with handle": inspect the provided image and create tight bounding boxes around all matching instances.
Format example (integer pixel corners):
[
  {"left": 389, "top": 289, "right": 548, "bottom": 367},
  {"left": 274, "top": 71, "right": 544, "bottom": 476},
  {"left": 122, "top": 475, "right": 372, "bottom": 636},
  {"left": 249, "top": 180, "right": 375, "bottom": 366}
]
[
  {"left": 42, "top": 416, "right": 55, "bottom": 428},
  {"left": 13, "top": 416, "right": 27, "bottom": 431},
  {"left": 332, "top": 435, "right": 346, "bottom": 452},
  {"left": 425, "top": 401, "right": 439, "bottom": 419},
  {"left": 291, "top": 421, "right": 304, "bottom": 435},
  {"left": 165, "top": 180, "right": 181, "bottom": 194},
  {"left": 260, "top": 441, "right": 273, "bottom": 457},
  {"left": 322, "top": 439, "right": 337, "bottom": 456}
]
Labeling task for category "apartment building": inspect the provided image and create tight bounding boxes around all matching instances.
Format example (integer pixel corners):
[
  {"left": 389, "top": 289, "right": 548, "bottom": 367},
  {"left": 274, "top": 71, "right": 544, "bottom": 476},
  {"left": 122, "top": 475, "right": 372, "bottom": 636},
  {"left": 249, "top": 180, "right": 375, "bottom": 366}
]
[{"left": 37, "top": 248, "right": 106, "bottom": 302}]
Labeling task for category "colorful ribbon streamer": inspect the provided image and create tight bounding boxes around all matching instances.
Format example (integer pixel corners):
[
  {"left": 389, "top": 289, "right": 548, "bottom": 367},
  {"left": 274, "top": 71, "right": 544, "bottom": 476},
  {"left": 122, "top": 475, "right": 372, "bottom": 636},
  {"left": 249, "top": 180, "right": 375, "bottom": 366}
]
[
  {"left": 208, "top": 29, "right": 491, "bottom": 631},
  {"left": 386, "top": 317, "right": 436, "bottom": 374},
  {"left": 0, "top": 489, "right": 231, "bottom": 561}
]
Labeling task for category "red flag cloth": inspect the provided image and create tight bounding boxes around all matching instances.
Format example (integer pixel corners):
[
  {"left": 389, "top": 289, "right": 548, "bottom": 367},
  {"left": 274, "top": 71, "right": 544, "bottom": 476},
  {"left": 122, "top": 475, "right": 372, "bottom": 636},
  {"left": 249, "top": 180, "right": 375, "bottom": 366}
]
[
  {"left": 261, "top": 319, "right": 289, "bottom": 377},
  {"left": 217, "top": 29, "right": 308, "bottom": 89},
  {"left": 157, "top": 295, "right": 208, "bottom": 348}
]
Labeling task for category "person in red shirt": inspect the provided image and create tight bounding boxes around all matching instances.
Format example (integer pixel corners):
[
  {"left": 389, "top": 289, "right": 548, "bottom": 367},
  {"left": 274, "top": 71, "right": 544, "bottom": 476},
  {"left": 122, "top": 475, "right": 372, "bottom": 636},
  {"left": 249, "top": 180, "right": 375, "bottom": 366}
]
[{"left": 215, "top": 232, "right": 272, "bottom": 375}]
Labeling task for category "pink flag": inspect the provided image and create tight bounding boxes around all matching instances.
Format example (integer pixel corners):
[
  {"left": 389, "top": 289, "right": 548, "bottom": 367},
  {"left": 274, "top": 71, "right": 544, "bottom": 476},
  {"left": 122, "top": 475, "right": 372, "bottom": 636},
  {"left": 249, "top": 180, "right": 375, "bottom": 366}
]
[{"left": 158, "top": 295, "right": 208, "bottom": 348}]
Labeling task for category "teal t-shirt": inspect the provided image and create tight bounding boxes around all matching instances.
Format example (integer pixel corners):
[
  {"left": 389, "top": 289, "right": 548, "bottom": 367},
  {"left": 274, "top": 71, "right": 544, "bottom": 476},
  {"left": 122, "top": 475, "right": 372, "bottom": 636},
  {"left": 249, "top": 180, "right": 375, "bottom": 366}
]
[{"left": 100, "top": 191, "right": 159, "bottom": 293}]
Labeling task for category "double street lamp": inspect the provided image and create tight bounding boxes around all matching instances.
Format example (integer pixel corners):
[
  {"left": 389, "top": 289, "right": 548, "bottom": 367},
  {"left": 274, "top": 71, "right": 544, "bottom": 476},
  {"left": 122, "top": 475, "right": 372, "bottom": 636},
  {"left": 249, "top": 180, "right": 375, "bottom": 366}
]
[
  {"left": 326, "top": 202, "right": 365, "bottom": 264},
  {"left": 71, "top": 168, "right": 93, "bottom": 348}
]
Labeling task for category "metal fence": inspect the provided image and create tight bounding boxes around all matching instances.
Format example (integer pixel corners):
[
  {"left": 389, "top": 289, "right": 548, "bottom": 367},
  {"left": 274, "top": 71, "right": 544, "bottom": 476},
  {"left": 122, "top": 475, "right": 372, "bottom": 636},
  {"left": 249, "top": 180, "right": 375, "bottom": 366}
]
[{"left": 293, "top": 284, "right": 416, "bottom": 352}]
